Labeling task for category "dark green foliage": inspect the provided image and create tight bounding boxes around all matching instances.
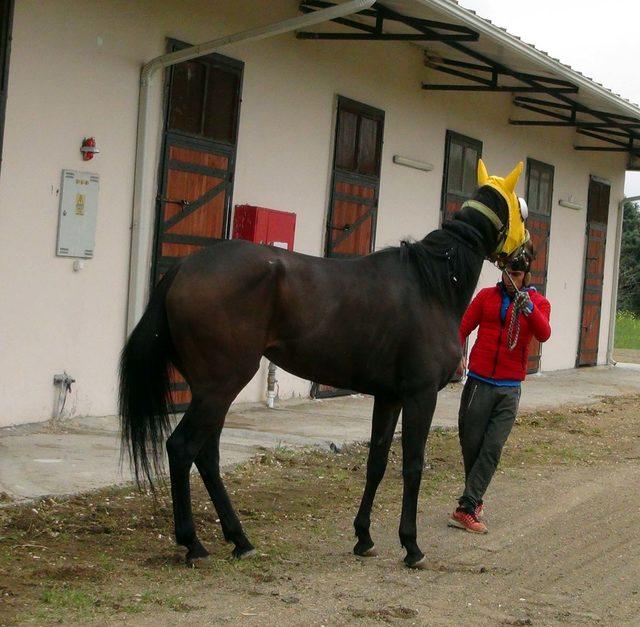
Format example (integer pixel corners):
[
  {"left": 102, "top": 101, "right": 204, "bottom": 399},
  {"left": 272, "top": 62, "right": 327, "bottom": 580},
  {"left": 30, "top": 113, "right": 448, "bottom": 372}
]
[{"left": 617, "top": 201, "right": 640, "bottom": 315}]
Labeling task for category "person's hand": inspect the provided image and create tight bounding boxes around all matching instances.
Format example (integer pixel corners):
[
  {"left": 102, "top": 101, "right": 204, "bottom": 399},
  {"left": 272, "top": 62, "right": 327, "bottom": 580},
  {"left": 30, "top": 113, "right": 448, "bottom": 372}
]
[
  {"left": 455, "top": 355, "right": 467, "bottom": 377},
  {"left": 514, "top": 290, "right": 533, "bottom": 315}
]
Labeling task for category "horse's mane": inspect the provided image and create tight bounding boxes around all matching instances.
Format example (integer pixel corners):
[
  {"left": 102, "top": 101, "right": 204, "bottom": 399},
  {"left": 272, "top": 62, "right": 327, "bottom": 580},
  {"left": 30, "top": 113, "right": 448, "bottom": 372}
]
[{"left": 398, "top": 220, "right": 485, "bottom": 317}]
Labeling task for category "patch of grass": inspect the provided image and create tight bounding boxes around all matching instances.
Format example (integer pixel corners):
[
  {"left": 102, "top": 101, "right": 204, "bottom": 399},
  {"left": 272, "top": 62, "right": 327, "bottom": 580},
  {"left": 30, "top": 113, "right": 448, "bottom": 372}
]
[
  {"left": 615, "top": 310, "right": 640, "bottom": 349},
  {"left": 34, "top": 585, "right": 98, "bottom": 622}
]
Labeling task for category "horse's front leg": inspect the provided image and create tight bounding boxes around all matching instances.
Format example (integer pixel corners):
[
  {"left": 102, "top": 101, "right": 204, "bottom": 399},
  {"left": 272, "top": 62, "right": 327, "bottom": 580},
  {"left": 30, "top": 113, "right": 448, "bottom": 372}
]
[
  {"left": 399, "top": 388, "right": 437, "bottom": 569},
  {"left": 353, "top": 396, "right": 402, "bottom": 557}
]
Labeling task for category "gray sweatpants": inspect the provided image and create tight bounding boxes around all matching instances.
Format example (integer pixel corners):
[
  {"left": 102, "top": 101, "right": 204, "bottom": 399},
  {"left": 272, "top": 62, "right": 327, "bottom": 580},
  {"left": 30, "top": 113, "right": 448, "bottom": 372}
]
[{"left": 458, "top": 377, "right": 521, "bottom": 511}]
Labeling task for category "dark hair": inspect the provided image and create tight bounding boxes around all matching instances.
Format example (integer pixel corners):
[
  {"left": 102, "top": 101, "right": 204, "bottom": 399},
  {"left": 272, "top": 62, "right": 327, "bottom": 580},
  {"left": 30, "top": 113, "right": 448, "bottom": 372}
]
[{"left": 507, "top": 239, "right": 535, "bottom": 271}]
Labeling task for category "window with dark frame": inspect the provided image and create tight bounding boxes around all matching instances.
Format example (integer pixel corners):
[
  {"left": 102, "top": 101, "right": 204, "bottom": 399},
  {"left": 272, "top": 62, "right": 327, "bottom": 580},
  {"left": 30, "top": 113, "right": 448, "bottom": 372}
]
[
  {"left": 167, "top": 52, "right": 242, "bottom": 145},
  {"left": 441, "top": 130, "right": 483, "bottom": 224},
  {"left": 526, "top": 158, "right": 554, "bottom": 217},
  {"left": 334, "top": 98, "right": 384, "bottom": 178}
]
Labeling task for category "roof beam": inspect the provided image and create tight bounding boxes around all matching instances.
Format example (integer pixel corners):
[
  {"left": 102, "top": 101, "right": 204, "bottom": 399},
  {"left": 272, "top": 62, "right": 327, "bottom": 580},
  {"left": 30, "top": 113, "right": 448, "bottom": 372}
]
[
  {"left": 297, "top": 1, "right": 478, "bottom": 42},
  {"left": 298, "top": 1, "right": 640, "bottom": 155},
  {"left": 419, "top": 20, "right": 640, "bottom": 152},
  {"left": 423, "top": 55, "right": 577, "bottom": 93},
  {"left": 512, "top": 99, "right": 575, "bottom": 122}
]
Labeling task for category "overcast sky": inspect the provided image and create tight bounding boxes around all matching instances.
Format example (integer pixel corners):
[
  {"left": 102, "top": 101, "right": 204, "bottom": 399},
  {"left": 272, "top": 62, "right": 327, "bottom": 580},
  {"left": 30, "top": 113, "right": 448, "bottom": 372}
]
[{"left": 457, "top": 0, "right": 640, "bottom": 196}]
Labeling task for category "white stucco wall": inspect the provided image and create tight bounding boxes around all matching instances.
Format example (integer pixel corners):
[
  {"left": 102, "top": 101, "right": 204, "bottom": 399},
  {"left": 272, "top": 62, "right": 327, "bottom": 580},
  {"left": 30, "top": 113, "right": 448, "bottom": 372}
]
[{"left": 0, "top": 0, "right": 626, "bottom": 426}]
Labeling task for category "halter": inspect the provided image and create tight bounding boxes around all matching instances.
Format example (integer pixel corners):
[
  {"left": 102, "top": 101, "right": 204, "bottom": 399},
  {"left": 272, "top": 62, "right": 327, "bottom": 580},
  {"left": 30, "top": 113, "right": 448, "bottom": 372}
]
[{"left": 460, "top": 199, "right": 507, "bottom": 258}]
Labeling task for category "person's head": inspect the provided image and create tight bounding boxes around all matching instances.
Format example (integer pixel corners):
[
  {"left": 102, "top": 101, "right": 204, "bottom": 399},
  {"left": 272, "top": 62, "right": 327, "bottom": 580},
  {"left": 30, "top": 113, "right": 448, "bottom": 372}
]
[{"left": 502, "top": 240, "right": 534, "bottom": 294}]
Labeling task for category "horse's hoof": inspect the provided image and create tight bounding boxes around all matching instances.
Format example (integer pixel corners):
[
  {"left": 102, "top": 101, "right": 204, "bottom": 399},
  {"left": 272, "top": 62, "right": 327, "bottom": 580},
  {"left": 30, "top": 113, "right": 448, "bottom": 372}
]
[
  {"left": 406, "top": 556, "right": 428, "bottom": 570},
  {"left": 354, "top": 543, "right": 378, "bottom": 557},
  {"left": 232, "top": 547, "right": 257, "bottom": 560},
  {"left": 185, "top": 541, "right": 209, "bottom": 567}
]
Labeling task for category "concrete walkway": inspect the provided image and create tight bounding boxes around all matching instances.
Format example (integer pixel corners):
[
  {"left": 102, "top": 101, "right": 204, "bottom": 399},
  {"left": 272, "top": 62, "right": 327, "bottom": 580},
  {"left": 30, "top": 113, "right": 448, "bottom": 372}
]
[{"left": 1, "top": 365, "right": 639, "bottom": 502}]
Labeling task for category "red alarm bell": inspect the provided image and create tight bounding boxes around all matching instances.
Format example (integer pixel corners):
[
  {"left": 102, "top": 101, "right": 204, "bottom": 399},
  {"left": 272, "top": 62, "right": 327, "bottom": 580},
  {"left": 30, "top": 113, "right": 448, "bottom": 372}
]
[{"left": 80, "top": 137, "right": 99, "bottom": 161}]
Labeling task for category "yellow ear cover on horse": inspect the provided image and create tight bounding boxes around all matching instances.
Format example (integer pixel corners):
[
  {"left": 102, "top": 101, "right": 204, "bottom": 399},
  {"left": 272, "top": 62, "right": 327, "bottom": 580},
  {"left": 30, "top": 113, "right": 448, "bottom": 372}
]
[{"left": 477, "top": 159, "right": 526, "bottom": 255}]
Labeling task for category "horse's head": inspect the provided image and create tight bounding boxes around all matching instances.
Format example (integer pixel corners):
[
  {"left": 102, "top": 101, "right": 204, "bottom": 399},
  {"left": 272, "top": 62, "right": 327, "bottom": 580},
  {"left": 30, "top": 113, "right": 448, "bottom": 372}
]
[{"left": 461, "top": 159, "right": 530, "bottom": 265}]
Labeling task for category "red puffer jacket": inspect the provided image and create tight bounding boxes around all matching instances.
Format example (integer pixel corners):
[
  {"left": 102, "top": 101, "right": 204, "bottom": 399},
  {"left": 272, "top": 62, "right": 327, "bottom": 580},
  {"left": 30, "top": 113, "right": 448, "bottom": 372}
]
[{"left": 460, "top": 284, "right": 551, "bottom": 381}]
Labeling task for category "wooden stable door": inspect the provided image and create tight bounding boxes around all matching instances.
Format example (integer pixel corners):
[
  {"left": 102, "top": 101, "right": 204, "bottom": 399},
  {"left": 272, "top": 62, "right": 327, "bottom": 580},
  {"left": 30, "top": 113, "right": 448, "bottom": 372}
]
[
  {"left": 152, "top": 44, "right": 243, "bottom": 408},
  {"left": 524, "top": 159, "right": 554, "bottom": 373},
  {"left": 313, "top": 97, "right": 384, "bottom": 398},
  {"left": 154, "top": 138, "right": 233, "bottom": 278},
  {"left": 325, "top": 97, "right": 384, "bottom": 258},
  {"left": 577, "top": 178, "right": 609, "bottom": 367}
]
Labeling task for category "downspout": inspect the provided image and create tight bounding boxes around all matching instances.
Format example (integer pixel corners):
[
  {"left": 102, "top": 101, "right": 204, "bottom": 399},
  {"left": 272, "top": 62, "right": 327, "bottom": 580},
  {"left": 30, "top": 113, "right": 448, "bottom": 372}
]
[
  {"left": 125, "top": 0, "right": 375, "bottom": 334},
  {"left": 607, "top": 194, "right": 638, "bottom": 364}
]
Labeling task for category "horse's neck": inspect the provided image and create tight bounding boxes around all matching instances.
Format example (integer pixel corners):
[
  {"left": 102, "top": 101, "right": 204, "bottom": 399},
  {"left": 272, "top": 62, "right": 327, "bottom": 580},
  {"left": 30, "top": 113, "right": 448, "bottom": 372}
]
[{"left": 438, "top": 220, "right": 488, "bottom": 318}]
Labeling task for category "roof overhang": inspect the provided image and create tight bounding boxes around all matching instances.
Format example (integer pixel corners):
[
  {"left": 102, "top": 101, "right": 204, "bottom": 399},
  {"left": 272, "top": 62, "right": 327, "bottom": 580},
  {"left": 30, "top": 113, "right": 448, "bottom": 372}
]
[{"left": 298, "top": 0, "right": 640, "bottom": 169}]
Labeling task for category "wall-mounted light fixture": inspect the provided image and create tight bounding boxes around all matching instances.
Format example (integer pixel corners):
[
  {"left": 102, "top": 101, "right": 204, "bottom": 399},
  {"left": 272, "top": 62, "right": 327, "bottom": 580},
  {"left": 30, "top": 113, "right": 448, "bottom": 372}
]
[
  {"left": 392, "top": 155, "right": 434, "bottom": 172},
  {"left": 558, "top": 196, "right": 584, "bottom": 211}
]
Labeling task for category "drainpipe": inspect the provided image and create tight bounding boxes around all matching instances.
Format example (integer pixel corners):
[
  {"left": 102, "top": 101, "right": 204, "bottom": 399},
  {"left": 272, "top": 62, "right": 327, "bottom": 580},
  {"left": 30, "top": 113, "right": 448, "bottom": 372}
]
[
  {"left": 125, "top": 0, "right": 375, "bottom": 335},
  {"left": 607, "top": 195, "right": 639, "bottom": 365}
]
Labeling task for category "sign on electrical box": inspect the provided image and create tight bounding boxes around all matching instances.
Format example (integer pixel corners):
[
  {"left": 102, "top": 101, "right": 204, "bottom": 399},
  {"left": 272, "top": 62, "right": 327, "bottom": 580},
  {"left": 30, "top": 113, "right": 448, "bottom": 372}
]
[{"left": 56, "top": 169, "right": 100, "bottom": 258}]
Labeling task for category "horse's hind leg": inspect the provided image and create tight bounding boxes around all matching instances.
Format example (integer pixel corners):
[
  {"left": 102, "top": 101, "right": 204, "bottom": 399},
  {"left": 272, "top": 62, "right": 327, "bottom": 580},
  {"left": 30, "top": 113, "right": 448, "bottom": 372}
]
[
  {"left": 195, "top": 432, "right": 255, "bottom": 559},
  {"left": 166, "top": 395, "right": 233, "bottom": 565},
  {"left": 353, "top": 397, "right": 401, "bottom": 557}
]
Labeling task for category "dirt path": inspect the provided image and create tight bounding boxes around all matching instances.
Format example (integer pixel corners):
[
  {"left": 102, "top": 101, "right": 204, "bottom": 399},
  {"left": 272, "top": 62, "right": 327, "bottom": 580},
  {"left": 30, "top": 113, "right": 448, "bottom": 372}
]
[
  {"left": 116, "top": 464, "right": 640, "bottom": 626},
  {"left": 2, "top": 396, "right": 639, "bottom": 625}
]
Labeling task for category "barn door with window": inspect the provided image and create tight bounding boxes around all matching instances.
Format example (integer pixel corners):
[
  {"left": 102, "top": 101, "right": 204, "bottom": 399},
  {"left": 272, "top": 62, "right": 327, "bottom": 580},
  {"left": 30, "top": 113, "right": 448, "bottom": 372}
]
[
  {"left": 524, "top": 159, "right": 554, "bottom": 373},
  {"left": 577, "top": 177, "right": 609, "bottom": 367},
  {"left": 153, "top": 43, "right": 243, "bottom": 408},
  {"left": 441, "top": 131, "right": 482, "bottom": 381},
  {"left": 312, "top": 97, "right": 384, "bottom": 399},
  {"left": 440, "top": 130, "right": 482, "bottom": 224},
  {"left": 325, "top": 96, "right": 384, "bottom": 258}
]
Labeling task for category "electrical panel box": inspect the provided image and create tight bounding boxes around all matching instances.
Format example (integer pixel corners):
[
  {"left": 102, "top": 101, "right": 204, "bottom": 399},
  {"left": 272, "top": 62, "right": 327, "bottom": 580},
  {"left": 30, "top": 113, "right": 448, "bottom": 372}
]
[
  {"left": 56, "top": 169, "right": 100, "bottom": 258},
  {"left": 232, "top": 205, "right": 296, "bottom": 251}
]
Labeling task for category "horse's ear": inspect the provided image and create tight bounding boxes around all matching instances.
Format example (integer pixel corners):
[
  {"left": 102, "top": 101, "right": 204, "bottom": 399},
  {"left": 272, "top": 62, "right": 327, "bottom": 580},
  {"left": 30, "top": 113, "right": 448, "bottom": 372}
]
[
  {"left": 503, "top": 161, "right": 524, "bottom": 193},
  {"left": 478, "top": 159, "right": 489, "bottom": 186}
]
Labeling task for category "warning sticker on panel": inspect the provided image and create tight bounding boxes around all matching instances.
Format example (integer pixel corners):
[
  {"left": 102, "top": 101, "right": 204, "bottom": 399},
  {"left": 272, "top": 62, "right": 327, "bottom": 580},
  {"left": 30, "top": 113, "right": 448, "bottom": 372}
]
[{"left": 75, "top": 193, "right": 85, "bottom": 216}]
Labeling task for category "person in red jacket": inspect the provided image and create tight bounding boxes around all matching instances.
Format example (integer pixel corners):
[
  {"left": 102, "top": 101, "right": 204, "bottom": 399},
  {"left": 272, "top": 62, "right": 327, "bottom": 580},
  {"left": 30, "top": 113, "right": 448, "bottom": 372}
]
[{"left": 449, "top": 244, "right": 551, "bottom": 534}]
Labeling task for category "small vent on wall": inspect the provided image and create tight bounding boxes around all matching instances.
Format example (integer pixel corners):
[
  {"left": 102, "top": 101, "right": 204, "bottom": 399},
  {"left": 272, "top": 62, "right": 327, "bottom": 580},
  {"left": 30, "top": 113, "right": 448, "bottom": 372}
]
[{"left": 84, "top": 250, "right": 94, "bottom": 258}]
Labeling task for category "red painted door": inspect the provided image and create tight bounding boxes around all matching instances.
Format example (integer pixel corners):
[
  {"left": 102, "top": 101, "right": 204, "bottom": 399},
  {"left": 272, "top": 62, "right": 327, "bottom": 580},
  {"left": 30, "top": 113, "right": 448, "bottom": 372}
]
[{"left": 577, "top": 178, "right": 609, "bottom": 367}]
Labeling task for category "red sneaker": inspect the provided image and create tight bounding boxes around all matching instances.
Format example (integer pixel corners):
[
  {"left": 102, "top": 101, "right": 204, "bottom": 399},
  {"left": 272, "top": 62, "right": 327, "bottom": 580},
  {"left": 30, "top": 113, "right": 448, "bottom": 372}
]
[
  {"left": 475, "top": 503, "right": 484, "bottom": 520},
  {"left": 448, "top": 507, "right": 488, "bottom": 534}
]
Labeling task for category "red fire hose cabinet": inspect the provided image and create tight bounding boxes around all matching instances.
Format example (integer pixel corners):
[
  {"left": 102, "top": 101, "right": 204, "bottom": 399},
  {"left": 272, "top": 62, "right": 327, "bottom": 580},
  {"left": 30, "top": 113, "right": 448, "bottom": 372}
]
[{"left": 232, "top": 205, "right": 296, "bottom": 251}]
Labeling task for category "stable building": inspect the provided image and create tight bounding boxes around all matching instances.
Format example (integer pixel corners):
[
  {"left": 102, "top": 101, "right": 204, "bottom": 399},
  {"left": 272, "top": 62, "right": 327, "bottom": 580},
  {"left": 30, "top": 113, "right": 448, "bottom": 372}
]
[{"left": 0, "top": 0, "right": 637, "bottom": 427}]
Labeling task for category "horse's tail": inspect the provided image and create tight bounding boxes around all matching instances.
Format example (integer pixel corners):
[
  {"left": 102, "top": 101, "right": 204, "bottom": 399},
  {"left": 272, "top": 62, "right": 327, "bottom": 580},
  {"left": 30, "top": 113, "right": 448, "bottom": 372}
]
[{"left": 119, "top": 264, "right": 180, "bottom": 488}]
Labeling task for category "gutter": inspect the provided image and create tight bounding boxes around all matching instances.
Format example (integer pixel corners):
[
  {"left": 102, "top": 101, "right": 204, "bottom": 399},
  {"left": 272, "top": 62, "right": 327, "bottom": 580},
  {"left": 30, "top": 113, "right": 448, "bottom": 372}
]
[
  {"left": 126, "top": 0, "right": 375, "bottom": 334},
  {"left": 413, "top": 0, "right": 640, "bottom": 121},
  {"left": 607, "top": 195, "right": 638, "bottom": 365}
]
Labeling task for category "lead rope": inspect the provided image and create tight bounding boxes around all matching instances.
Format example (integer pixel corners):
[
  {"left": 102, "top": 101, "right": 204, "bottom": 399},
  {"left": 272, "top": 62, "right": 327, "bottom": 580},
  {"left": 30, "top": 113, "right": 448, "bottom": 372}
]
[
  {"left": 503, "top": 270, "right": 525, "bottom": 351},
  {"left": 506, "top": 302, "right": 522, "bottom": 350}
]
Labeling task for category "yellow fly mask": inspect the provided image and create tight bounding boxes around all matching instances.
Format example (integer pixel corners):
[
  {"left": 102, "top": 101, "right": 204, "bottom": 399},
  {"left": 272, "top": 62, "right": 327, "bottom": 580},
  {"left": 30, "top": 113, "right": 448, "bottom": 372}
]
[{"left": 467, "top": 159, "right": 530, "bottom": 263}]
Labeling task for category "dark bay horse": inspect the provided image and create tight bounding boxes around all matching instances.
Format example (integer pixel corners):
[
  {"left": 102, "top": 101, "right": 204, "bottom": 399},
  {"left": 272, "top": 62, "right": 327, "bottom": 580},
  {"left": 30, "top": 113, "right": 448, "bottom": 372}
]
[{"left": 119, "top": 164, "right": 525, "bottom": 569}]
